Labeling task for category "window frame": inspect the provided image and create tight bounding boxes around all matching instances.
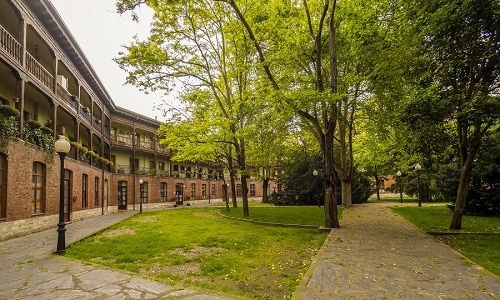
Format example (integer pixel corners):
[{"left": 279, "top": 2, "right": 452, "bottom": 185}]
[
  {"left": 32, "top": 161, "right": 46, "bottom": 214},
  {"left": 82, "top": 174, "right": 88, "bottom": 208}
]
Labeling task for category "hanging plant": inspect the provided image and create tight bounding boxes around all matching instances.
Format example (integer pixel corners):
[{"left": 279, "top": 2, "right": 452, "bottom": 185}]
[
  {"left": 87, "top": 150, "right": 98, "bottom": 158},
  {"left": 0, "top": 106, "right": 20, "bottom": 141},
  {"left": 0, "top": 105, "right": 19, "bottom": 118}
]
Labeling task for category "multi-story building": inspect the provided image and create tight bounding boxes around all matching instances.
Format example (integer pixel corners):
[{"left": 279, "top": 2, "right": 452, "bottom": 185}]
[{"left": 0, "top": 0, "right": 274, "bottom": 240}]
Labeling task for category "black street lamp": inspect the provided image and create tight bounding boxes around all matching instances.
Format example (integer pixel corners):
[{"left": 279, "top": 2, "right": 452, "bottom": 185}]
[
  {"left": 139, "top": 178, "right": 144, "bottom": 213},
  {"left": 55, "top": 136, "right": 71, "bottom": 254},
  {"left": 415, "top": 163, "right": 422, "bottom": 207},
  {"left": 313, "top": 169, "right": 320, "bottom": 207},
  {"left": 396, "top": 171, "right": 402, "bottom": 204},
  {"left": 208, "top": 174, "right": 211, "bottom": 204}
]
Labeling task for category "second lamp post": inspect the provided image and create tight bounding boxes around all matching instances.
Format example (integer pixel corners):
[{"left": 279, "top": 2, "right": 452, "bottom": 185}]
[
  {"left": 396, "top": 171, "right": 402, "bottom": 204},
  {"left": 415, "top": 163, "right": 422, "bottom": 207},
  {"left": 139, "top": 179, "right": 144, "bottom": 213}
]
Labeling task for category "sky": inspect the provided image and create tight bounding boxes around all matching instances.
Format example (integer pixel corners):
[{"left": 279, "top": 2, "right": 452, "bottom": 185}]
[{"left": 49, "top": 0, "right": 168, "bottom": 120}]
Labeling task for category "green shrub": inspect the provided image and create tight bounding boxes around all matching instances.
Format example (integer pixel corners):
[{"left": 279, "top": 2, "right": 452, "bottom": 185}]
[
  {"left": 23, "top": 121, "right": 54, "bottom": 153},
  {"left": 0, "top": 105, "right": 20, "bottom": 141},
  {"left": 0, "top": 105, "right": 19, "bottom": 118}
]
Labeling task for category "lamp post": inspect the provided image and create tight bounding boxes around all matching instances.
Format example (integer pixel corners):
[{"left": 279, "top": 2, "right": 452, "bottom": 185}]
[
  {"left": 208, "top": 174, "right": 211, "bottom": 204},
  {"left": 415, "top": 163, "right": 422, "bottom": 207},
  {"left": 396, "top": 171, "right": 402, "bottom": 204},
  {"left": 139, "top": 178, "right": 144, "bottom": 213},
  {"left": 313, "top": 169, "right": 320, "bottom": 207},
  {"left": 54, "top": 136, "right": 71, "bottom": 254}
]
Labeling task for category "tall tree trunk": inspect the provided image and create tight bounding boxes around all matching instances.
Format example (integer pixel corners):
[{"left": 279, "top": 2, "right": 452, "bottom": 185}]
[
  {"left": 223, "top": 180, "right": 230, "bottom": 211},
  {"left": 238, "top": 138, "right": 249, "bottom": 216},
  {"left": 341, "top": 180, "right": 352, "bottom": 207},
  {"left": 450, "top": 122, "right": 486, "bottom": 229},
  {"left": 323, "top": 0, "right": 340, "bottom": 228},
  {"left": 374, "top": 166, "right": 380, "bottom": 201},
  {"left": 230, "top": 171, "right": 237, "bottom": 208},
  {"left": 450, "top": 159, "right": 474, "bottom": 229},
  {"left": 323, "top": 126, "right": 340, "bottom": 228},
  {"left": 337, "top": 98, "right": 353, "bottom": 206},
  {"left": 241, "top": 174, "right": 249, "bottom": 216},
  {"left": 262, "top": 177, "right": 269, "bottom": 203}
]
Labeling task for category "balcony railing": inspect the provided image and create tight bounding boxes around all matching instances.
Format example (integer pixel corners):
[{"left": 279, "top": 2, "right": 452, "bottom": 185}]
[
  {"left": 137, "top": 140, "right": 155, "bottom": 151},
  {"left": 56, "top": 82, "right": 73, "bottom": 106},
  {"left": 110, "top": 133, "right": 170, "bottom": 155},
  {"left": 80, "top": 107, "right": 92, "bottom": 124},
  {"left": 0, "top": 25, "right": 22, "bottom": 64},
  {"left": 25, "top": 52, "right": 54, "bottom": 91},
  {"left": 111, "top": 133, "right": 132, "bottom": 146},
  {"left": 92, "top": 117, "right": 102, "bottom": 131},
  {"left": 114, "top": 164, "right": 130, "bottom": 174}
]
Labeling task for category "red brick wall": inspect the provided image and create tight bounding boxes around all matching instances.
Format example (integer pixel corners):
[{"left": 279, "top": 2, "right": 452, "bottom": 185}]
[
  {"left": 1, "top": 139, "right": 58, "bottom": 221},
  {"left": 0, "top": 139, "right": 275, "bottom": 226},
  {"left": 0, "top": 139, "right": 110, "bottom": 222}
]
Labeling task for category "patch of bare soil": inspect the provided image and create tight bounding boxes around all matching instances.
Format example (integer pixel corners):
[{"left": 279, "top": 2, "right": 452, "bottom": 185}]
[
  {"left": 193, "top": 210, "right": 219, "bottom": 219},
  {"left": 172, "top": 246, "right": 225, "bottom": 259},
  {"left": 103, "top": 228, "right": 136, "bottom": 237},
  {"left": 144, "top": 262, "right": 202, "bottom": 277},
  {"left": 433, "top": 234, "right": 457, "bottom": 246},
  {"left": 136, "top": 216, "right": 159, "bottom": 223}
]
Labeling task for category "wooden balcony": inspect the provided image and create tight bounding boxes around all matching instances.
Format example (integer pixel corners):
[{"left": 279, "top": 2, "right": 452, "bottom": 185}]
[
  {"left": 25, "top": 52, "right": 54, "bottom": 91},
  {"left": 0, "top": 25, "right": 22, "bottom": 64}
]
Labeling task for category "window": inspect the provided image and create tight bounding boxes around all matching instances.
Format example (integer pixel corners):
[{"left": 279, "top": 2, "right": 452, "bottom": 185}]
[
  {"left": 82, "top": 174, "right": 88, "bottom": 208},
  {"left": 0, "top": 154, "right": 6, "bottom": 218},
  {"left": 32, "top": 162, "right": 46, "bottom": 214},
  {"left": 118, "top": 181, "right": 127, "bottom": 206},
  {"left": 190, "top": 183, "right": 196, "bottom": 199},
  {"left": 202, "top": 184, "right": 207, "bottom": 199},
  {"left": 130, "top": 158, "right": 139, "bottom": 173},
  {"left": 250, "top": 184, "right": 256, "bottom": 197},
  {"left": 160, "top": 182, "right": 167, "bottom": 202},
  {"left": 158, "top": 162, "right": 165, "bottom": 171},
  {"left": 236, "top": 184, "right": 242, "bottom": 197},
  {"left": 141, "top": 182, "right": 149, "bottom": 203},
  {"left": 211, "top": 184, "right": 216, "bottom": 197},
  {"left": 94, "top": 177, "right": 99, "bottom": 207}
]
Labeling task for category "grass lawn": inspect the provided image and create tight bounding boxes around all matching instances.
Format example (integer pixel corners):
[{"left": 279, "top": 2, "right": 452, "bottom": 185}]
[
  {"left": 391, "top": 205, "right": 500, "bottom": 276},
  {"left": 65, "top": 207, "right": 329, "bottom": 299},
  {"left": 220, "top": 205, "right": 340, "bottom": 226}
]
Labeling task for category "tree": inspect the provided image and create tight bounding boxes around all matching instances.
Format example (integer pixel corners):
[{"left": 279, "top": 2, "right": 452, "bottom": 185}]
[
  {"left": 115, "top": 0, "right": 263, "bottom": 216},
  {"left": 215, "top": 0, "right": 342, "bottom": 228},
  {"left": 401, "top": 0, "right": 500, "bottom": 229},
  {"left": 245, "top": 106, "right": 291, "bottom": 203}
]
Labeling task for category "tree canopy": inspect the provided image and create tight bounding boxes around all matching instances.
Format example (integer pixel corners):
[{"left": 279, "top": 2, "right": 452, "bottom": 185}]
[{"left": 115, "top": 0, "right": 500, "bottom": 229}]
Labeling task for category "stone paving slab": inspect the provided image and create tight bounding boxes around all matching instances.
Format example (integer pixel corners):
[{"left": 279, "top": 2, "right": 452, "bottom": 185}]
[{"left": 292, "top": 202, "right": 500, "bottom": 299}]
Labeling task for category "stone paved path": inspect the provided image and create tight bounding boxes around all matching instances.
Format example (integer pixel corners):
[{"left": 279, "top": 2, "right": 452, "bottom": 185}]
[{"left": 293, "top": 202, "right": 500, "bottom": 299}]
